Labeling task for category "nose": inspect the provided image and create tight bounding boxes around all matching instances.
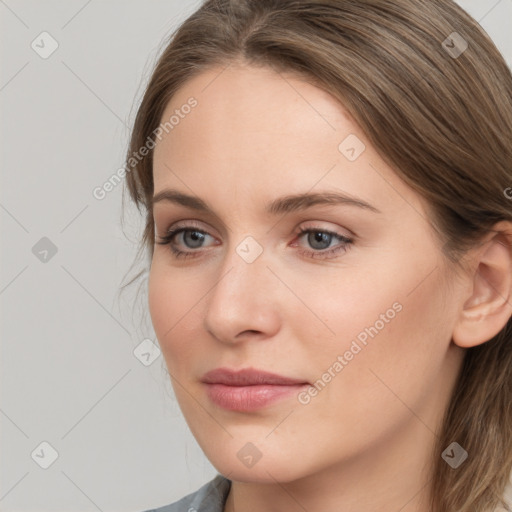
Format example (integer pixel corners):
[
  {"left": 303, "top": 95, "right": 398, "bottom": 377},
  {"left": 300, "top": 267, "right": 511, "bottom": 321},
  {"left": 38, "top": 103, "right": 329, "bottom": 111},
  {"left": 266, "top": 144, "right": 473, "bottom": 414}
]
[{"left": 203, "top": 239, "right": 281, "bottom": 345}]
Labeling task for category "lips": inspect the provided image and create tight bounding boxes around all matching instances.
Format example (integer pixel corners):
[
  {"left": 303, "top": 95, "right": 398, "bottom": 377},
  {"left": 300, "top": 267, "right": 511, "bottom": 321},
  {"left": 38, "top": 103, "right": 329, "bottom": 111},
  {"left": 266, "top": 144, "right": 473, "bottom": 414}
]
[
  {"left": 201, "top": 367, "right": 309, "bottom": 411},
  {"left": 201, "top": 367, "right": 308, "bottom": 386}
]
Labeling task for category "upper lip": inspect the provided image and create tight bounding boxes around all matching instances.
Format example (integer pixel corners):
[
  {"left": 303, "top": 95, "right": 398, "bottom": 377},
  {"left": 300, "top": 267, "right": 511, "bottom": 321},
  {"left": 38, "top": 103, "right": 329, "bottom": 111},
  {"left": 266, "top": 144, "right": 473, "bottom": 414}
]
[{"left": 201, "top": 367, "right": 308, "bottom": 386}]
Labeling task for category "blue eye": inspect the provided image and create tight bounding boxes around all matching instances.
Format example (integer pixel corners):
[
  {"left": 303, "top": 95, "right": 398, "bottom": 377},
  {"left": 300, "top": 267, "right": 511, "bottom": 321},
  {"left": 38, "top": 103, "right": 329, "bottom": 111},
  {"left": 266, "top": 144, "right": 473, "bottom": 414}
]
[
  {"left": 156, "top": 227, "right": 214, "bottom": 260},
  {"left": 294, "top": 227, "right": 353, "bottom": 259},
  {"left": 155, "top": 226, "right": 353, "bottom": 260}
]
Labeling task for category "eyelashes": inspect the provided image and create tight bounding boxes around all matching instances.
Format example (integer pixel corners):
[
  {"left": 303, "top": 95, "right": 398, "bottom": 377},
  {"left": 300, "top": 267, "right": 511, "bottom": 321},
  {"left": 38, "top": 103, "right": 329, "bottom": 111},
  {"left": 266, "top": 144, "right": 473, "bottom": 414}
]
[
  {"left": 155, "top": 225, "right": 353, "bottom": 261},
  {"left": 292, "top": 227, "right": 353, "bottom": 260}
]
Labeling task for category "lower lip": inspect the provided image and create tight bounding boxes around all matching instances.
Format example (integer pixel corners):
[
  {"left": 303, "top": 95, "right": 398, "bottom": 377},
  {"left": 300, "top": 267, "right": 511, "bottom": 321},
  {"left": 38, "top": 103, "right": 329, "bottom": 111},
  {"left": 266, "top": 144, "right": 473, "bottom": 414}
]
[{"left": 204, "top": 383, "right": 309, "bottom": 411}]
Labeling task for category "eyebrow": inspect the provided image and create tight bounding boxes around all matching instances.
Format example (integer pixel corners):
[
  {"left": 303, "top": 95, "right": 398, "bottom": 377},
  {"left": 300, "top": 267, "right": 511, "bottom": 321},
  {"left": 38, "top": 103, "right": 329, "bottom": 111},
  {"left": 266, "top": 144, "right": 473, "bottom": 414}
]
[{"left": 151, "top": 189, "right": 381, "bottom": 215}]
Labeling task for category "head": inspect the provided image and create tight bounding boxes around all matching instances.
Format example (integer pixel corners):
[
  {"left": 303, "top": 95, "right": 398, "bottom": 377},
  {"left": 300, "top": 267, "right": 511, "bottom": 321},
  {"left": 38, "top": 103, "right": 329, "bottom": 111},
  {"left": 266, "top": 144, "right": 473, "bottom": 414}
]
[{"left": 123, "top": 1, "right": 512, "bottom": 510}]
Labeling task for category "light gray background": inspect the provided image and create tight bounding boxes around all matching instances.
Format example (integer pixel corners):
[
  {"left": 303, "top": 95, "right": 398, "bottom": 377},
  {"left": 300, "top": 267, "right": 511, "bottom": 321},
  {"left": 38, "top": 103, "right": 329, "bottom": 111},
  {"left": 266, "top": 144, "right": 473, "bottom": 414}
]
[{"left": 1, "top": 1, "right": 511, "bottom": 511}]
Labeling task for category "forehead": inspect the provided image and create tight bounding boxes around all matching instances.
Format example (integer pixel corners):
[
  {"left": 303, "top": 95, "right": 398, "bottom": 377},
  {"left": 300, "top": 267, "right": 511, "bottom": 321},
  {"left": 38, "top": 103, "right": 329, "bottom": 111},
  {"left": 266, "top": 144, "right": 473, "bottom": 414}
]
[
  {"left": 151, "top": 63, "right": 427, "bottom": 222},
  {"left": 153, "top": 62, "right": 353, "bottom": 168}
]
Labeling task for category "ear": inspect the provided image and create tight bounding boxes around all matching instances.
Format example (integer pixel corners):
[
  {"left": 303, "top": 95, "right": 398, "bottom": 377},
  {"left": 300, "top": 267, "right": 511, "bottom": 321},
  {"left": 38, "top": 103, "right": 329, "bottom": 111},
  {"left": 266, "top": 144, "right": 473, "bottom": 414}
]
[{"left": 452, "top": 221, "right": 512, "bottom": 348}]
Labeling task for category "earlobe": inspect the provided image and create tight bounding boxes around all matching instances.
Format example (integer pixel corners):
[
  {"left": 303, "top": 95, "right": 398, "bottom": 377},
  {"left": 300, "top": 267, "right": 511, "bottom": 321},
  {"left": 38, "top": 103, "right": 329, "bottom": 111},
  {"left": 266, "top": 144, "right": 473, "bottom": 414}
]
[{"left": 452, "top": 222, "right": 512, "bottom": 349}]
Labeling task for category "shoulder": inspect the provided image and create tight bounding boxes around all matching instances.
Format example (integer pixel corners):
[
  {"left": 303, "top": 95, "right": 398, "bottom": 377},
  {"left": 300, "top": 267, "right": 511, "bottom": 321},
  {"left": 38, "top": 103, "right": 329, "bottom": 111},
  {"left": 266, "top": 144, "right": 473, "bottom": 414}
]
[{"left": 141, "top": 474, "right": 231, "bottom": 512}]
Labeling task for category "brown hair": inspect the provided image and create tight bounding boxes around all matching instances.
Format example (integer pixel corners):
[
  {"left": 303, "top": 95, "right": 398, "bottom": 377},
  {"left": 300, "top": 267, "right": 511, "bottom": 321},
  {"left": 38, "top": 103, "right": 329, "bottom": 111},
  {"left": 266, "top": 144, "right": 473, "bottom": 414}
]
[{"left": 122, "top": 1, "right": 512, "bottom": 510}]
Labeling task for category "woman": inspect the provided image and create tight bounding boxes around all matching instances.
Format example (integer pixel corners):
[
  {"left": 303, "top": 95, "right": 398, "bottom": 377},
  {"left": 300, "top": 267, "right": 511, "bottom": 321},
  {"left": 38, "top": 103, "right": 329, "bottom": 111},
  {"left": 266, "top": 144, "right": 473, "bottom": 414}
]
[{"left": 123, "top": 0, "right": 512, "bottom": 510}]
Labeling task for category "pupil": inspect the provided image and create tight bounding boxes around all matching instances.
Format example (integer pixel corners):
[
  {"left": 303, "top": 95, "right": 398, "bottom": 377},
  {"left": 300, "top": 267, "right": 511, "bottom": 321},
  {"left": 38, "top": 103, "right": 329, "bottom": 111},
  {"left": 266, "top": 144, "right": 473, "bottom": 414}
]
[
  {"left": 310, "top": 231, "right": 330, "bottom": 249},
  {"left": 186, "top": 231, "right": 204, "bottom": 248}
]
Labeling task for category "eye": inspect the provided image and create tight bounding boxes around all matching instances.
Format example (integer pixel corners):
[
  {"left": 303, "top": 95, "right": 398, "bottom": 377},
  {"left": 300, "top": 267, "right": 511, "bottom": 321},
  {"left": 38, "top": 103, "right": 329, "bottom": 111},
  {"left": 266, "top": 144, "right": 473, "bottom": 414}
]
[
  {"left": 155, "top": 224, "right": 353, "bottom": 260},
  {"left": 292, "top": 226, "right": 353, "bottom": 260},
  {"left": 155, "top": 225, "right": 217, "bottom": 260}
]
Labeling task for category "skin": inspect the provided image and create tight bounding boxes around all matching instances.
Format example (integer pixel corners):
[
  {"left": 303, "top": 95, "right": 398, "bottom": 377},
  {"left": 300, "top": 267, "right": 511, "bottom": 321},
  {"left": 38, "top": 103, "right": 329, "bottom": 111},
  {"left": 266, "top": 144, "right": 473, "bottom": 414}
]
[{"left": 148, "top": 60, "right": 512, "bottom": 512}]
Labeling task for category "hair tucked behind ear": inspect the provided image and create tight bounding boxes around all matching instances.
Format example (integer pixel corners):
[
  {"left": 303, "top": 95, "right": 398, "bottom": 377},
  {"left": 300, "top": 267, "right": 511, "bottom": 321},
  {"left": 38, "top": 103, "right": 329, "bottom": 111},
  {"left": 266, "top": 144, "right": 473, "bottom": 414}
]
[{"left": 122, "top": 1, "right": 512, "bottom": 510}]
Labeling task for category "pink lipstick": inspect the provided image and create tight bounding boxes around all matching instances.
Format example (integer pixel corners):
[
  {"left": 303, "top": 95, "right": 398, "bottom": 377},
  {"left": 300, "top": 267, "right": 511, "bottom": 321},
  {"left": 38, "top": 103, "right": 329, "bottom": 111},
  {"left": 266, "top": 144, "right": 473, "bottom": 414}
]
[{"left": 201, "top": 367, "right": 309, "bottom": 412}]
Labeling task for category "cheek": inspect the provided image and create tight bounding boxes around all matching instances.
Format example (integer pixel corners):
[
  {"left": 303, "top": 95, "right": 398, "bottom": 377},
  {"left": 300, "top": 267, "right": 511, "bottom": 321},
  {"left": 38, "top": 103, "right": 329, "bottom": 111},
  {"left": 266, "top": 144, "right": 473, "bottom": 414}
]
[
  {"left": 298, "top": 251, "right": 451, "bottom": 400},
  {"left": 148, "top": 265, "right": 171, "bottom": 339},
  {"left": 313, "top": 275, "right": 451, "bottom": 423},
  {"left": 286, "top": 261, "right": 399, "bottom": 358},
  {"left": 148, "top": 264, "right": 201, "bottom": 367}
]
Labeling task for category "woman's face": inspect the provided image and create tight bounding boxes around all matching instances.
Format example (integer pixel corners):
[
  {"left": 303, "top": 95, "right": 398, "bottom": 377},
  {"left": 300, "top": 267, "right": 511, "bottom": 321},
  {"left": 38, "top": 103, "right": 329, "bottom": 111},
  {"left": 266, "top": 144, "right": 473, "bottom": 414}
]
[{"left": 149, "top": 62, "right": 466, "bottom": 483}]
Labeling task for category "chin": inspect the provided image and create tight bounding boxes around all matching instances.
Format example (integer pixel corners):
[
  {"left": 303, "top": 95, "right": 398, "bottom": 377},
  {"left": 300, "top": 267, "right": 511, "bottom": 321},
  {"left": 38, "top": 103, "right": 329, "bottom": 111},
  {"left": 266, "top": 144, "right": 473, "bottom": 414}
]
[{"left": 206, "top": 450, "right": 311, "bottom": 484}]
